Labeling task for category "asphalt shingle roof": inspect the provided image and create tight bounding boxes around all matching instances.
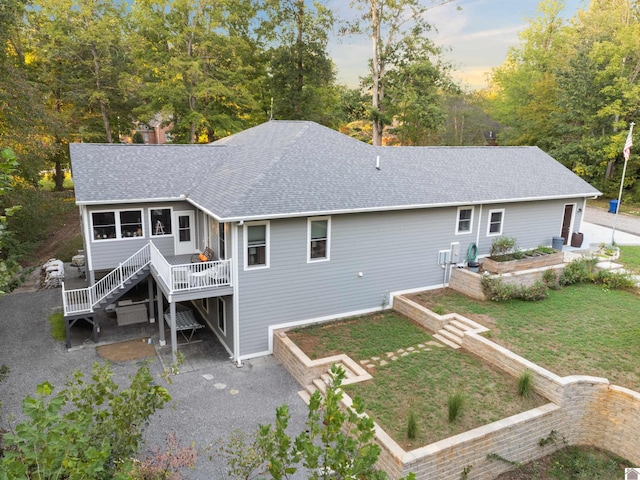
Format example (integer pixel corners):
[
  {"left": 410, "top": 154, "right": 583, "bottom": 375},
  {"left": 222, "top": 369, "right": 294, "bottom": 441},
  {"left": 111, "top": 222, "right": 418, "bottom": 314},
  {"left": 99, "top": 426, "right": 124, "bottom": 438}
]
[{"left": 70, "top": 120, "right": 601, "bottom": 220}]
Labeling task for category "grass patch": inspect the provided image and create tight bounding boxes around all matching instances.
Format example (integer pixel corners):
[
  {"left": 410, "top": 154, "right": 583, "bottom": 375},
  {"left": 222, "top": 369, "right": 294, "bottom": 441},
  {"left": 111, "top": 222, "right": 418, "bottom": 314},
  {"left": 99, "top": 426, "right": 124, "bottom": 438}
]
[
  {"left": 289, "top": 313, "right": 547, "bottom": 449},
  {"left": 38, "top": 172, "right": 74, "bottom": 191},
  {"left": 49, "top": 312, "right": 66, "bottom": 341},
  {"left": 287, "top": 312, "right": 432, "bottom": 360},
  {"left": 620, "top": 245, "right": 640, "bottom": 273},
  {"left": 411, "top": 284, "right": 640, "bottom": 391}
]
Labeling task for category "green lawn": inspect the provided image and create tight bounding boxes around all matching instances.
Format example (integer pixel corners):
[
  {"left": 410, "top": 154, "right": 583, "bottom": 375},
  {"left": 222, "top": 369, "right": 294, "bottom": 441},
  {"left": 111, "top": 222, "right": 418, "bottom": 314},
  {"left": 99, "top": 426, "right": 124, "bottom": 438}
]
[
  {"left": 411, "top": 284, "right": 640, "bottom": 391},
  {"left": 288, "top": 313, "right": 547, "bottom": 449},
  {"left": 620, "top": 245, "right": 640, "bottom": 272}
]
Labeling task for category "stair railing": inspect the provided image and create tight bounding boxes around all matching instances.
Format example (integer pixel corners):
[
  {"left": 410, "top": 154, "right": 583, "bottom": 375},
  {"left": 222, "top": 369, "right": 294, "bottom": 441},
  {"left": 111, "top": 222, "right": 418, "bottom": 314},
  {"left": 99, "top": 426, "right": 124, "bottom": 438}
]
[{"left": 62, "top": 243, "right": 151, "bottom": 315}]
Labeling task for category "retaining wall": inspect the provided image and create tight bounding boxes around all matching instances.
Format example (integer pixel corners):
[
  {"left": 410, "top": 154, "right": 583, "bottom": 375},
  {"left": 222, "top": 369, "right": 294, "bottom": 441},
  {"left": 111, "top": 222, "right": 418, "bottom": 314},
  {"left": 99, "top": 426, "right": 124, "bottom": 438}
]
[
  {"left": 448, "top": 264, "right": 566, "bottom": 300},
  {"left": 273, "top": 296, "right": 640, "bottom": 479}
]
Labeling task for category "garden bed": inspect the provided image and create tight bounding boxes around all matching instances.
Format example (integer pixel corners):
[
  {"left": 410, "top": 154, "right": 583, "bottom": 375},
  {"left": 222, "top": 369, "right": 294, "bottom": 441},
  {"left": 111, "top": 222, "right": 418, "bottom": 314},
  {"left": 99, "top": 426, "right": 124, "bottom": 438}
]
[{"left": 481, "top": 250, "right": 564, "bottom": 274}]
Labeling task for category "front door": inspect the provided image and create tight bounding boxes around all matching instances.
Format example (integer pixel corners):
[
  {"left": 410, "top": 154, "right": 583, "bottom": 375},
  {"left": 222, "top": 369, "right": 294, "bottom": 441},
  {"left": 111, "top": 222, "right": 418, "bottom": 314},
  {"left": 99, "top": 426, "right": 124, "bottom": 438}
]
[
  {"left": 561, "top": 204, "right": 574, "bottom": 245},
  {"left": 174, "top": 211, "right": 195, "bottom": 255}
]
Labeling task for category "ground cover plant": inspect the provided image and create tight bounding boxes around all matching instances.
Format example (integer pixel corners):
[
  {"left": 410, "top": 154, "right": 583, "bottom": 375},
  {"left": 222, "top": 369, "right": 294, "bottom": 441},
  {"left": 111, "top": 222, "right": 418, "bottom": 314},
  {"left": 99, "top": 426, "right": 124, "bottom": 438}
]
[
  {"left": 494, "top": 445, "right": 631, "bottom": 479},
  {"left": 287, "top": 313, "right": 547, "bottom": 449},
  {"left": 410, "top": 284, "right": 640, "bottom": 392}
]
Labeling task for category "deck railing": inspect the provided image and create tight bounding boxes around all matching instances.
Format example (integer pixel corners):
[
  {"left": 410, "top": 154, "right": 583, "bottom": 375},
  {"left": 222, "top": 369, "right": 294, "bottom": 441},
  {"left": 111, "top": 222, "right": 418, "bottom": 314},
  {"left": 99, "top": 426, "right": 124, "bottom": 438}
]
[
  {"left": 149, "top": 242, "right": 232, "bottom": 292},
  {"left": 63, "top": 242, "right": 233, "bottom": 316},
  {"left": 63, "top": 243, "right": 151, "bottom": 316}
]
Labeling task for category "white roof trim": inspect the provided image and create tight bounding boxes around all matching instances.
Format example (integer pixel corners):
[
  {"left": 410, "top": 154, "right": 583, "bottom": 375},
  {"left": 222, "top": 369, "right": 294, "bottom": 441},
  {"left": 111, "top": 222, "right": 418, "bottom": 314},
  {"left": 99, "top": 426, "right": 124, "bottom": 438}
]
[
  {"left": 216, "top": 192, "right": 602, "bottom": 223},
  {"left": 77, "top": 196, "right": 185, "bottom": 206}
]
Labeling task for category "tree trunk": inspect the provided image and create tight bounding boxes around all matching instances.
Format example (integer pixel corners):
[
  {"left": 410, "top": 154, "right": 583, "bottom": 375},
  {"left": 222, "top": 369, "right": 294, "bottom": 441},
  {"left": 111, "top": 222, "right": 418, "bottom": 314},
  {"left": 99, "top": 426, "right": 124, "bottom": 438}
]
[
  {"left": 295, "top": 0, "right": 304, "bottom": 118},
  {"left": 370, "top": 1, "right": 383, "bottom": 146},
  {"left": 90, "top": 42, "right": 112, "bottom": 143}
]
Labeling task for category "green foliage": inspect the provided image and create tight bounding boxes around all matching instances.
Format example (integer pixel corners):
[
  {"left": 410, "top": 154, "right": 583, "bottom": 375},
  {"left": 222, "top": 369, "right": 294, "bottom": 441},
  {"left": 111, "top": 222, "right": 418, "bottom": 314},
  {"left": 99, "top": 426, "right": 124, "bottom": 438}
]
[
  {"left": 447, "top": 391, "right": 464, "bottom": 423},
  {"left": 1, "top": 362, "right": 171, "bottom": 479},
  {"left": 481, "top": 276, "right": 548, "bottom": 302},
  {"left": 489, "top": 236, "right": 517, "bottom": 257},
  {"left": 517, "top": 370, "right": 534, "bottom": 398},
  {"left": 406, "top": 411, "right": 417, "bottom": 440},
  {"left": 593, "top": 269, "right": 636, "bottom": 290},
  {"left": 541, "top": 268, "right": 560, "bottom": 289},
  {"left": 220, "top": 364, "right": 415, "bottom": 480},
  {"left": 559, "top": 257, "right": 597, "bottom": 286},
  {"left": 49, "top": 312, "right": 66, "bottom": 341}
]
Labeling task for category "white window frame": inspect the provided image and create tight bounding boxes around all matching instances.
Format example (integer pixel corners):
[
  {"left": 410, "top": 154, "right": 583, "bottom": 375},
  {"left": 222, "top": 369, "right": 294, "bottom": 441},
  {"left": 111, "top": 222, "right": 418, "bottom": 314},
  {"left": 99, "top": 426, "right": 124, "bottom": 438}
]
[
  {"left": 202, "top": 297, "right": 209, "bottom": 313},
  {"left": 150, "top": 207, "right": 173, "bottom": 236},
  {"left": 487, "top": 209, "right": 505, "bottom": 236},
  {"left": 244, "top": 221, "right": 270, "bottom": 270},
  {"left": 307, "top": 216, "right": 331, "bottom": 263},
  {"left": 90, "top": 208, "right": 144, "bottom": 242},
  {"left": 217, "top": 298, "right": 226, "bottom": 335},
  {"left": 455, "top": 206, "right": 474, "bottom": 235}
]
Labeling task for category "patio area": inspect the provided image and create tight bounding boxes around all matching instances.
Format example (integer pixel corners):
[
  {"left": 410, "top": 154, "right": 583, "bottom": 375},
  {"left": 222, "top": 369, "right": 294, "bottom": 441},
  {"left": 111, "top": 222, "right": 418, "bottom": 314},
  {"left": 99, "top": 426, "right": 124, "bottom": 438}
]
[{"left": 64, "top": 270, "right": 230, "bottom": 373}]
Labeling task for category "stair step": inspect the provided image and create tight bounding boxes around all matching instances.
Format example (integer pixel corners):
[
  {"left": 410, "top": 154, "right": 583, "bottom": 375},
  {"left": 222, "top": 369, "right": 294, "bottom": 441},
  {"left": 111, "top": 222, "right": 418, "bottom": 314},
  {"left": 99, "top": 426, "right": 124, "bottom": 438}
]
[
  {"left": 452, "top": 317, "right": 481, "bottom": 330},
  {"left": 298, "top": 389, "right": 312, "bottom": 404},
  {"left": 438, "top": 328, "right": 463, "bottom": 343},
  {"left": 450, "top": 319, "right": 472, "bottom": 331},
  {"left": 444, "top": 323, "right": 465, "bottom": 337},
  {"left": 313, "top": 378, "right": 328, "bottom": 394},
  {"left": 433, "top": 332, "right": 461, "bottom": 349}
]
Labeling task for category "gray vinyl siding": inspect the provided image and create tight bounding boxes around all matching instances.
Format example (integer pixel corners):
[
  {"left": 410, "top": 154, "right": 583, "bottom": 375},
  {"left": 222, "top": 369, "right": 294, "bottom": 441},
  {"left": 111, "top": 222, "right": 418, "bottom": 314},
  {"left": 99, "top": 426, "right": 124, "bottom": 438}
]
[
  {"left": 235, "top": 198, "right": 587, "bottom": 357},
  {"left": 192, "top": 295, "right": 234, "bottom": 354},
  {"left": 85, "top": 202, "right": 195, "bottom": 271}
]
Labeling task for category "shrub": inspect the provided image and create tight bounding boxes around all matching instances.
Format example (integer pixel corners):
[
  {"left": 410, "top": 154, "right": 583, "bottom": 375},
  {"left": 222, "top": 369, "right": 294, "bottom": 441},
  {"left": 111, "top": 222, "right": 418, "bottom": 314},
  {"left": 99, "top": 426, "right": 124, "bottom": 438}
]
[
  {"left": 518, "top": 281, "right": 548, "bottom": 301},
  {"left": 1, "top": 363, "right": 171, "bottom": 479},
  {"left": 517, "top": 371, "right": 534, "bottom": 398},
  {"left": 594, "top": 269, "right": 636, "bottom": 290},
  {"left": 490, "top": 236, "right": 517, "bottom": 257},
  {"left": 481, "top": 276, "right": 548, "bottom": 302},
  {"left": 542, "top": 268, "right": 560, "bottom": 289},
  {"left": 49, "top": 312, "right": 66, "bottom": 341},
  {"left": 448, "top": 392, "right": 464, "bottom": 423},
  {"left": 559, "top": 257, "right": 597, "bottom": 285},
  {"left": 407, "top": 411, "right": 417, "bottom": 439}
]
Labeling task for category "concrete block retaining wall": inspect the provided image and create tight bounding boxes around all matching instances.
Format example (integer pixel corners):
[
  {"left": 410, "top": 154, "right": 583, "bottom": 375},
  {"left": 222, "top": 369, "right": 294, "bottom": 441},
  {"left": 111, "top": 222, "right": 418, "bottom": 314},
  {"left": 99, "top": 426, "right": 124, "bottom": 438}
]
[
  {"left": 448, "top": 264, "right": 566, "bottom": 300},
  {"left": 273, "top": 297, "right": 640, "bottom": 479}
]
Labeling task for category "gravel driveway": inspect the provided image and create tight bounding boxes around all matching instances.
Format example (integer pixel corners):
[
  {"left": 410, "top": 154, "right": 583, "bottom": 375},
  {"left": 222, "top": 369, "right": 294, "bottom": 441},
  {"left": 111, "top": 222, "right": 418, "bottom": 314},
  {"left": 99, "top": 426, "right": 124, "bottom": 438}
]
[{"left": 0, "top": 288, "right": 309, "bottom": 478}]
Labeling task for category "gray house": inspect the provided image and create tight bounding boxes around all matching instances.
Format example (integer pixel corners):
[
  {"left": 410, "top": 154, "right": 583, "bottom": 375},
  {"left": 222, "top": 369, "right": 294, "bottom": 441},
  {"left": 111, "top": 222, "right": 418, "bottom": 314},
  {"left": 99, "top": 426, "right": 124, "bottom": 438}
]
[{"left": 64, "top": 120, "right": 600, "bottom": 362}]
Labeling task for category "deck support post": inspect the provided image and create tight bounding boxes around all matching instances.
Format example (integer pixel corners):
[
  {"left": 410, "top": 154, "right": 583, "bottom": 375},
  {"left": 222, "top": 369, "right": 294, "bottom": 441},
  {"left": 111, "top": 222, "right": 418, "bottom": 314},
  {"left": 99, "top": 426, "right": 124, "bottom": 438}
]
[
  {"left": 169, "top": 301, "right": 178, "bottom": 364},
  {"left": 157, "top": 288, "right": 165, "bottom": 346},
  {"left": 148, "top": 276, "right": 155, "bottom": 323}
]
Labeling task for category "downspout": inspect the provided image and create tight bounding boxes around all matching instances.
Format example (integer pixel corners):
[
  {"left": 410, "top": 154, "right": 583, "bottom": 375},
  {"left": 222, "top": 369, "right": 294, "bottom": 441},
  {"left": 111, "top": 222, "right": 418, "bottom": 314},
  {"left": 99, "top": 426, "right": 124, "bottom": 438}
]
[
  {"left": 232, "top": 222, "right": 242, "bottom": 367},
  {"left": 475, "top": 204, "right": 483, "bottom": 254},
  {"left": 80, "top": 205, "right": 95, "bottom": 284}
]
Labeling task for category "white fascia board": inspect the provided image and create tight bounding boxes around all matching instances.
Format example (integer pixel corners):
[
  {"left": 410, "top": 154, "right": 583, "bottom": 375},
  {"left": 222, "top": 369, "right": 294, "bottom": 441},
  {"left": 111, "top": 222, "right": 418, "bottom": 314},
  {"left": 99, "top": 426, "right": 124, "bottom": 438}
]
[
  {"left": 217, "top": 192, "right": 603, "bottom": 223},
  {"left": 76, "top": 196, "right": 185, "bottom": 206}
]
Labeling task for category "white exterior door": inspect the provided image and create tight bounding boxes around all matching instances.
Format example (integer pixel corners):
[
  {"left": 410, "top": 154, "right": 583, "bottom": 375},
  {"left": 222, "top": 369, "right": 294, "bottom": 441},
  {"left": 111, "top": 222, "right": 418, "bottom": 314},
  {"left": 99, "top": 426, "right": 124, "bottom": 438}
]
[{"left": 174, "top": 211, "right": 195, "bottom": 255}]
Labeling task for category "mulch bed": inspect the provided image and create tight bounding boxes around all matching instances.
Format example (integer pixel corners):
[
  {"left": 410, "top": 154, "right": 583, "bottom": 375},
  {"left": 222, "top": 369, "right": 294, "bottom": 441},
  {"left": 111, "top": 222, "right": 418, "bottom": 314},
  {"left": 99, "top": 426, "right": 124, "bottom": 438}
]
[{"left": 96, "top": 339, "right": 156, "bottom": 362}]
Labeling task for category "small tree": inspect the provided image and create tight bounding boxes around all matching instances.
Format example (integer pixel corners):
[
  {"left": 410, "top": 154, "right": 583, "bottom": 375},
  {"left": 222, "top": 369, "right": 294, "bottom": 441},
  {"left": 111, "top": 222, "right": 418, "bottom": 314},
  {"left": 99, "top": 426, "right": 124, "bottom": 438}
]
[
  {"left": 1, "top": 362, "right": 171, "bottom": 479},
  {"left": 219, "top": 364, "right": 415, "bottom": 479}
]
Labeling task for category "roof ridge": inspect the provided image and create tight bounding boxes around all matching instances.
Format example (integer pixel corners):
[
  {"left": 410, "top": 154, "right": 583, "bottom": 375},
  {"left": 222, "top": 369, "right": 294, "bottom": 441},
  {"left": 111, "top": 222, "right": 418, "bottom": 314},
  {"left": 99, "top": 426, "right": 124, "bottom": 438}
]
[{"left": 224, "top": 122, "right": 310, "bottom": 213}]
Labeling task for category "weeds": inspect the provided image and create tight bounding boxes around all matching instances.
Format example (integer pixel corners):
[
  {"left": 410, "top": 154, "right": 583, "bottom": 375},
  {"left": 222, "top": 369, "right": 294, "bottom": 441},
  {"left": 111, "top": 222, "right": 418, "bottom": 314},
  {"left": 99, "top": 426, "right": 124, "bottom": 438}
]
[
  {"left": 448, "top": 392, "right": 465, "bottom": 423},
  {"left": 407, "top": 411, "right": 417, "bottom": 439},
  {"left": 517, "top": 370, "right": 534, "bottom": 398}
]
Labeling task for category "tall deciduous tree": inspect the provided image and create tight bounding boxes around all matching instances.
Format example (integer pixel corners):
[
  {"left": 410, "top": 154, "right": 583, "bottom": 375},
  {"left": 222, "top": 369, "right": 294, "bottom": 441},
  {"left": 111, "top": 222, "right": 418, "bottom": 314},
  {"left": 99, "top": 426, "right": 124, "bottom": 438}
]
[
  {"left": 348, "top": 0, "right": 456, "bottom": 145},
  {"left": 488, "top": 0, "right": 640, "bottom": 200},
  {"left": 129, "top": 0, "right": 261, "bottom": 143},
  {"left": 261, "top": 0, "right": 340, "bottom": 126}
]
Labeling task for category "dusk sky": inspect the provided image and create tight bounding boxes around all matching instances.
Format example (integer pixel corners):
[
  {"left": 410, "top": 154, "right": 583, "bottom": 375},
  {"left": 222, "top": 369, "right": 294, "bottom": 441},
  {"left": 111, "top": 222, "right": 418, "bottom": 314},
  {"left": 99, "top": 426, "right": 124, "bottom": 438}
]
[{"left": 326, "top": 0, "right": 586, "bottom": 90}]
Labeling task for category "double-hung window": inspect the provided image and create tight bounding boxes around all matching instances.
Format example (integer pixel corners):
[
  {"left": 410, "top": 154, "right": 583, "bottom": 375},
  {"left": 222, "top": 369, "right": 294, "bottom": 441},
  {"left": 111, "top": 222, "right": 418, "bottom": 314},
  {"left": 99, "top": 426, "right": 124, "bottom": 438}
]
[
  {"left": 456, "top": 207, "right": 474, "bottom": 235},
  {"left": 245, "top": 222, "right": 269, "bottom": 269},
  {"left": 487, "top": 209, "right": 505, "bottom": 236},
  {"left": 92, "top": 209, "right": 143, "bottom": 240},
  {"left": 308, "top": 217, "right": 330, "bottom": 262}
]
